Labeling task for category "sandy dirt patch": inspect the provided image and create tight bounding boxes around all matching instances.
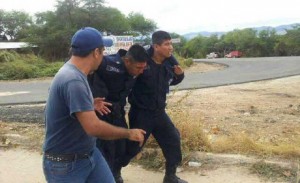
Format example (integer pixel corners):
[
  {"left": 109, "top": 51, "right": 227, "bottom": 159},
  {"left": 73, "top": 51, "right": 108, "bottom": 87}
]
[{"left": 0, "top": 149, "right": 282, "bottom": 183}]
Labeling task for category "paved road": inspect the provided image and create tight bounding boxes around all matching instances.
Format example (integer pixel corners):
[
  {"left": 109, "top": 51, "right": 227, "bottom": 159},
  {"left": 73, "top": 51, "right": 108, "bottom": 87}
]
[
  {"left": 0, "top": 56, "right": 300, "bottom": 105},
  {"left": 175, "top": 56, "right": 300, "bottom": 90}
]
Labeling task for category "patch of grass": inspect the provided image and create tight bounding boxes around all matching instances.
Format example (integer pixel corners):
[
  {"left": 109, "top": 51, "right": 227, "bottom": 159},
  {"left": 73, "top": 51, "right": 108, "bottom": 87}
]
[
  {"left": 0, "top": 50, "right": 18, "bottom": 63},
  {"left": 181, "top": 58, "right": 194, "bottom": 68},
  {"left": 250, "top": 160, "right": 297, "bottom": 182},
  {"left": 167, "top": 90, "right": 211, "bottom": 152},
  {"left": 37, "top": 62, "right": 64, "bottom": 77},
  {"left": 134, "top": 148, "right": 165, "bottom": 170},
  {"left": 211, "top": 133, "right": 300, "bottom": 158},
  {"left": 174, "top": 53, "right": 194, "bottom": 69},
  {"left": 212, "top": 133, "right": 263, "bottom": 154},
  {"left": 0, "top": 51, "right": 63, "bottom": 80},
  {"left": 168, "top": 109, "right": 211, "bottom": 152},
  {"left": 139, "top": 110, "right": 210, "bottom": 170},
  {"left": 0, "top": 60, "right": 39, "bottom": 80},
  {"left": 264, "top": 144, "right": 300, "bottom": 158}
]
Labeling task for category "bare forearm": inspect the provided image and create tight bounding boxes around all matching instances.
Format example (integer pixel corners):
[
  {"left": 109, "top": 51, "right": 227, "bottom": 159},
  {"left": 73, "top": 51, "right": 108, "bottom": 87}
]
[
  {"left": 76, "top": 110, "right": 145, "bottom": 145},
  {"left": 77, "top": 111, "right": 129, "bottom": 139},
  {"left": 91, "top": 119, "right": 130, "bottom": 140}
]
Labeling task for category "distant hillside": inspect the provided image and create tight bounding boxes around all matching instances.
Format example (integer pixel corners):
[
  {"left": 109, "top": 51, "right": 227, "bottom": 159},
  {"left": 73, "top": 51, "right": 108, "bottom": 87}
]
[
  {"left": 253, "top": 23, "right": 299, "bottom": 35},
  {"left": 183, "top": 31, "right": 226, "bottom": 40},
  {"left": 183, "top": 23, "right": 299, "bottom": 40}
]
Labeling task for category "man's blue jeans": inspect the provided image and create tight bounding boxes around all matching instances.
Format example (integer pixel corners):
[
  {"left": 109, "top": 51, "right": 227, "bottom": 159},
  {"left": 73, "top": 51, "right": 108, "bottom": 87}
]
[{"left": 43, "top": 148, "right": 115, "bottom": 183}]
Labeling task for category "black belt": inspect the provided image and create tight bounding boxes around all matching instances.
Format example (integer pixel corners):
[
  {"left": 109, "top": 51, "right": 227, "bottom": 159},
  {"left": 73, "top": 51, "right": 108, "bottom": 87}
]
[{"left": 44, "top": 152, "right": 90, "bottom": 162}]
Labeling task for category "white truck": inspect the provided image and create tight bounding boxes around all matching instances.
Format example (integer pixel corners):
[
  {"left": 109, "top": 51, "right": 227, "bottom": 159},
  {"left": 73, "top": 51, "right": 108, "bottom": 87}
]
[{"left": 206, "top": 52, "right": 218, "bottom": 59}]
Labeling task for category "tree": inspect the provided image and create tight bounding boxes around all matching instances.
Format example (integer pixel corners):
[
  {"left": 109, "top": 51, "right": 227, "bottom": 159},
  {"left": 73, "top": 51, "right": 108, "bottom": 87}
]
[
  {"left": 283, "top": 25, "right": 300, "bottom": 55},
  {"left": 203, "top": 34, "right": 220, "bottom": 55},
  {"left": 222, "top": 28, "right": 261, "bottom": 57},
  {"left": 183, "top": 35, "right": 207, "bottom": 58},
  {"left": 0, "top": 1, "right": 162, "bottom": 60},
  {"left": 0, "top": 9, "right": 5, "bottom": 35},
  {"left": 25, "top": 10, "right": 75, "bottom": 60},
  {"left": 127, "top": 12, "right": 157, "bottom": 44},
  {"left": 274, "top": 40, "right": 288, "bottom": 56},
  {"left": 86, "top": 7, "right": 130, "bottom": 35},
  {"left": 0, "top": 10, "right": 33, "bottom": 41},
  {"left": 82, "top": 0, "right": 105, "bottom": 8},
  {"left": 55, "top": 0, "right": 82, "bottom": 28},
  {"left": 25, "top": 0, "right": 128, "bottom": 60},
  {"left": 257, "top": 29, "right": 278, "bottom": 57},
  {"left": 170, "top": 32, "right": 187, "bottom": 56}
]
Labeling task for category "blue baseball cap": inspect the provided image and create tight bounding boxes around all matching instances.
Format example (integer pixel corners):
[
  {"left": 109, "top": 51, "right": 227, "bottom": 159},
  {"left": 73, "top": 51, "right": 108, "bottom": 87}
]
[{"left": 71, "top": 27, "right": 113, "bottom": 55}]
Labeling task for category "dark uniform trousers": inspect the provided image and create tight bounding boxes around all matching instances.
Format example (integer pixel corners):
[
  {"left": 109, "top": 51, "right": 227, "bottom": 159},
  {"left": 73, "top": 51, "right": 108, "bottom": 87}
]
[
  {"left": 96, "top": 113, "right": 128, "bottom": 172},
  {"left": 119, "top": 107, "right": 182, "bottom": 168}
]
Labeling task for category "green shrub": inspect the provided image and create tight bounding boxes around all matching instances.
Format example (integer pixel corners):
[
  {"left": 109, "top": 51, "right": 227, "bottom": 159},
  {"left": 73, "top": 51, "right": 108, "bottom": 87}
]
[
  {"left": 0, "top": 50, "right": 18, "bottom": 63},
  {"left": 174, "top": 52, "right": 194, "bottom": 68},
  {"left": 0, "top": 52, "right": 64, "bottom": 80},
  {"left": 182, "top": 58, "right": 193, "bottom": 67},
  {"left": 37, "top": 62, "right": 63, "bottom": 77},
  {"left": 0, "top": 61, "right": 39, "bottom": 80}
]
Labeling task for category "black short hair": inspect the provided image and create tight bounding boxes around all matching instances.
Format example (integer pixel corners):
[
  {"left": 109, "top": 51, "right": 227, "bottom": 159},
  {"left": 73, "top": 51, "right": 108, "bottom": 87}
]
[
  {"left": 126, "top": 44, "right": 148, "bottom": 63},
  {"left": 152, "top": 30, "right": 171, "bottom": 45},
  {"left": 71, "top": 46, "right": 104, "bottom": 57}
]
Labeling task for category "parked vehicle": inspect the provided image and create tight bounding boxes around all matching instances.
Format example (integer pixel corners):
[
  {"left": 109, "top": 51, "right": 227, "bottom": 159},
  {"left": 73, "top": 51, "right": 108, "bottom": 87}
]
[
  {"left": 225, "top": 51, "right": 242, "bottom": 58},
  {"left": 206, "top": 52, "right": 218, "bottom": 59}
]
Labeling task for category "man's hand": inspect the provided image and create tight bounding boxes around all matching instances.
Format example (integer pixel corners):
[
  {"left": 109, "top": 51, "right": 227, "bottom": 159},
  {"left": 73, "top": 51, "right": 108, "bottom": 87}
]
[
  {"left": 174, "top": 65, "right": 184, "bottom": 75},
  {"left": 128, "top": 129, "right": 146, "bottom": 147},
  {"left": 94, "top": 97, "right": 112, "bottom": 116}
]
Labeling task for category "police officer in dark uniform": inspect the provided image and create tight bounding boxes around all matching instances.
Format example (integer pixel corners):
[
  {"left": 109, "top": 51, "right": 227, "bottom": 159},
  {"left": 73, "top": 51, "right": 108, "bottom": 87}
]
[
  {"left": 120, "top": 31, "right": 188, "bottom": 183},
  {"left": 88, "top": 44, "right": 148, "bottom": 183}
]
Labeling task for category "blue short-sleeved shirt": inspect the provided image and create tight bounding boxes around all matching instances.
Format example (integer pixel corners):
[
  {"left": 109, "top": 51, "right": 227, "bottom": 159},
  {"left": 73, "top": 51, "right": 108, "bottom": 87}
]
[{"left": 43, "top": 61, "right": 95, "bottom": 154}]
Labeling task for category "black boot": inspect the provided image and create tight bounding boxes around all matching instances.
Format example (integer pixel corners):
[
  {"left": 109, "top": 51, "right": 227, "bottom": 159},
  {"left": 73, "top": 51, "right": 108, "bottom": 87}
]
[
  {"left": 163, "top": 175, "right": 188, "bottom": 183},
  {"left": 113, "top": 166, "right": 124, "bottom": 183},
  {"left": 114, "top": 175, "right": 123, "bottom": 183},
  {"left": 163, "top": 166, "right": 188, "bottom": 183}
]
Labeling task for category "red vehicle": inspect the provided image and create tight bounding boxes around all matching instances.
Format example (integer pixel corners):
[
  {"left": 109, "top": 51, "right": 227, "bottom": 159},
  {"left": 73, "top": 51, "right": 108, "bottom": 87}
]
[{"left": 225, "top": 51, "right": 242, "bottom": 58}]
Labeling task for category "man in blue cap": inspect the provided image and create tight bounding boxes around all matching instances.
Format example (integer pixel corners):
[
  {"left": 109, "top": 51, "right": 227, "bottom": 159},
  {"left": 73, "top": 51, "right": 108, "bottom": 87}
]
[{"left": 42, "top": 27, "right": 146, "bottom": 183}]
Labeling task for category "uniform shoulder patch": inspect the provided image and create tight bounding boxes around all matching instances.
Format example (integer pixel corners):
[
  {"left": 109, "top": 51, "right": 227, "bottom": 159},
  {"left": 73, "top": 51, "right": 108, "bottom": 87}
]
[{"left": 106, "top": 65, "right": 120, "bottom": 73}]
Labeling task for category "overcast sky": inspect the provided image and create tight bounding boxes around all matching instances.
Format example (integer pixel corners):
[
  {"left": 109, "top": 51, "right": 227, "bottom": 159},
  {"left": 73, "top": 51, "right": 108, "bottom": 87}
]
[{"left": 1, "top": 0, "right": 300, "bottom": 34}]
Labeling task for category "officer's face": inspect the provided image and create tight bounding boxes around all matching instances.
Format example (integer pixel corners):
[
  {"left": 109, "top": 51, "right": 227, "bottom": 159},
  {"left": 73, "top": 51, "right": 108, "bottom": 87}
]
[
  {"left": 126, "top": 60, "right": 147, "bottom": 76},
  {"left": 155, "top": 39, "right": 173, "bottom": 58}
]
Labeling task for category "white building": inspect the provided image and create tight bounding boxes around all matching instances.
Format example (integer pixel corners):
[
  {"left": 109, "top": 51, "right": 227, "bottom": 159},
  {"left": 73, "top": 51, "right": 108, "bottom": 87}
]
[{"left": 0, "top": 42, "right": 36, "bottom": 50}]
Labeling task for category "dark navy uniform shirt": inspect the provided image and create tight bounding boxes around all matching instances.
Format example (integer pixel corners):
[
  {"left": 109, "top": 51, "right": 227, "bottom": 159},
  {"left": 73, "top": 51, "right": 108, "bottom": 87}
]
[
  {"left": 128, "top": 46, "right": 184, "bottom": 111},
  {"left": 88, "top": 49, "right": 136, "bottom": 116}
]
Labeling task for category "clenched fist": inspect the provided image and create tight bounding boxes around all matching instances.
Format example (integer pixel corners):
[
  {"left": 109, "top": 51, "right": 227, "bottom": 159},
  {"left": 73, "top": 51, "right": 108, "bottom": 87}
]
[
  {"left": 174, "top": 65, "right": 184, "bottom": 75},
  {"left": 128, "top": 129, "right": 146, "bottom": 147}
]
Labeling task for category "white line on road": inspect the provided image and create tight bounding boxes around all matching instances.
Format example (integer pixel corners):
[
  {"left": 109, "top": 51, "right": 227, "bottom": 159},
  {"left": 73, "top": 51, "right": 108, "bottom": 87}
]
[{"left": 0, "top": 91, "right": 30, "bottom": 97}]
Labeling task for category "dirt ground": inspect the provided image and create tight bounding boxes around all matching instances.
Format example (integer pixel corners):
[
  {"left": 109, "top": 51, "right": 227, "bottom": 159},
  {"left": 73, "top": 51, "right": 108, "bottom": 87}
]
[
  {"left": 170, "top": 65, "right": 300, "bottom": 147},
  {"left": 0, "top": 62, "right": 300, "bottom": 183},
  {"left": 0, "top": 149, "right": 280, "bottom": 183}
]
